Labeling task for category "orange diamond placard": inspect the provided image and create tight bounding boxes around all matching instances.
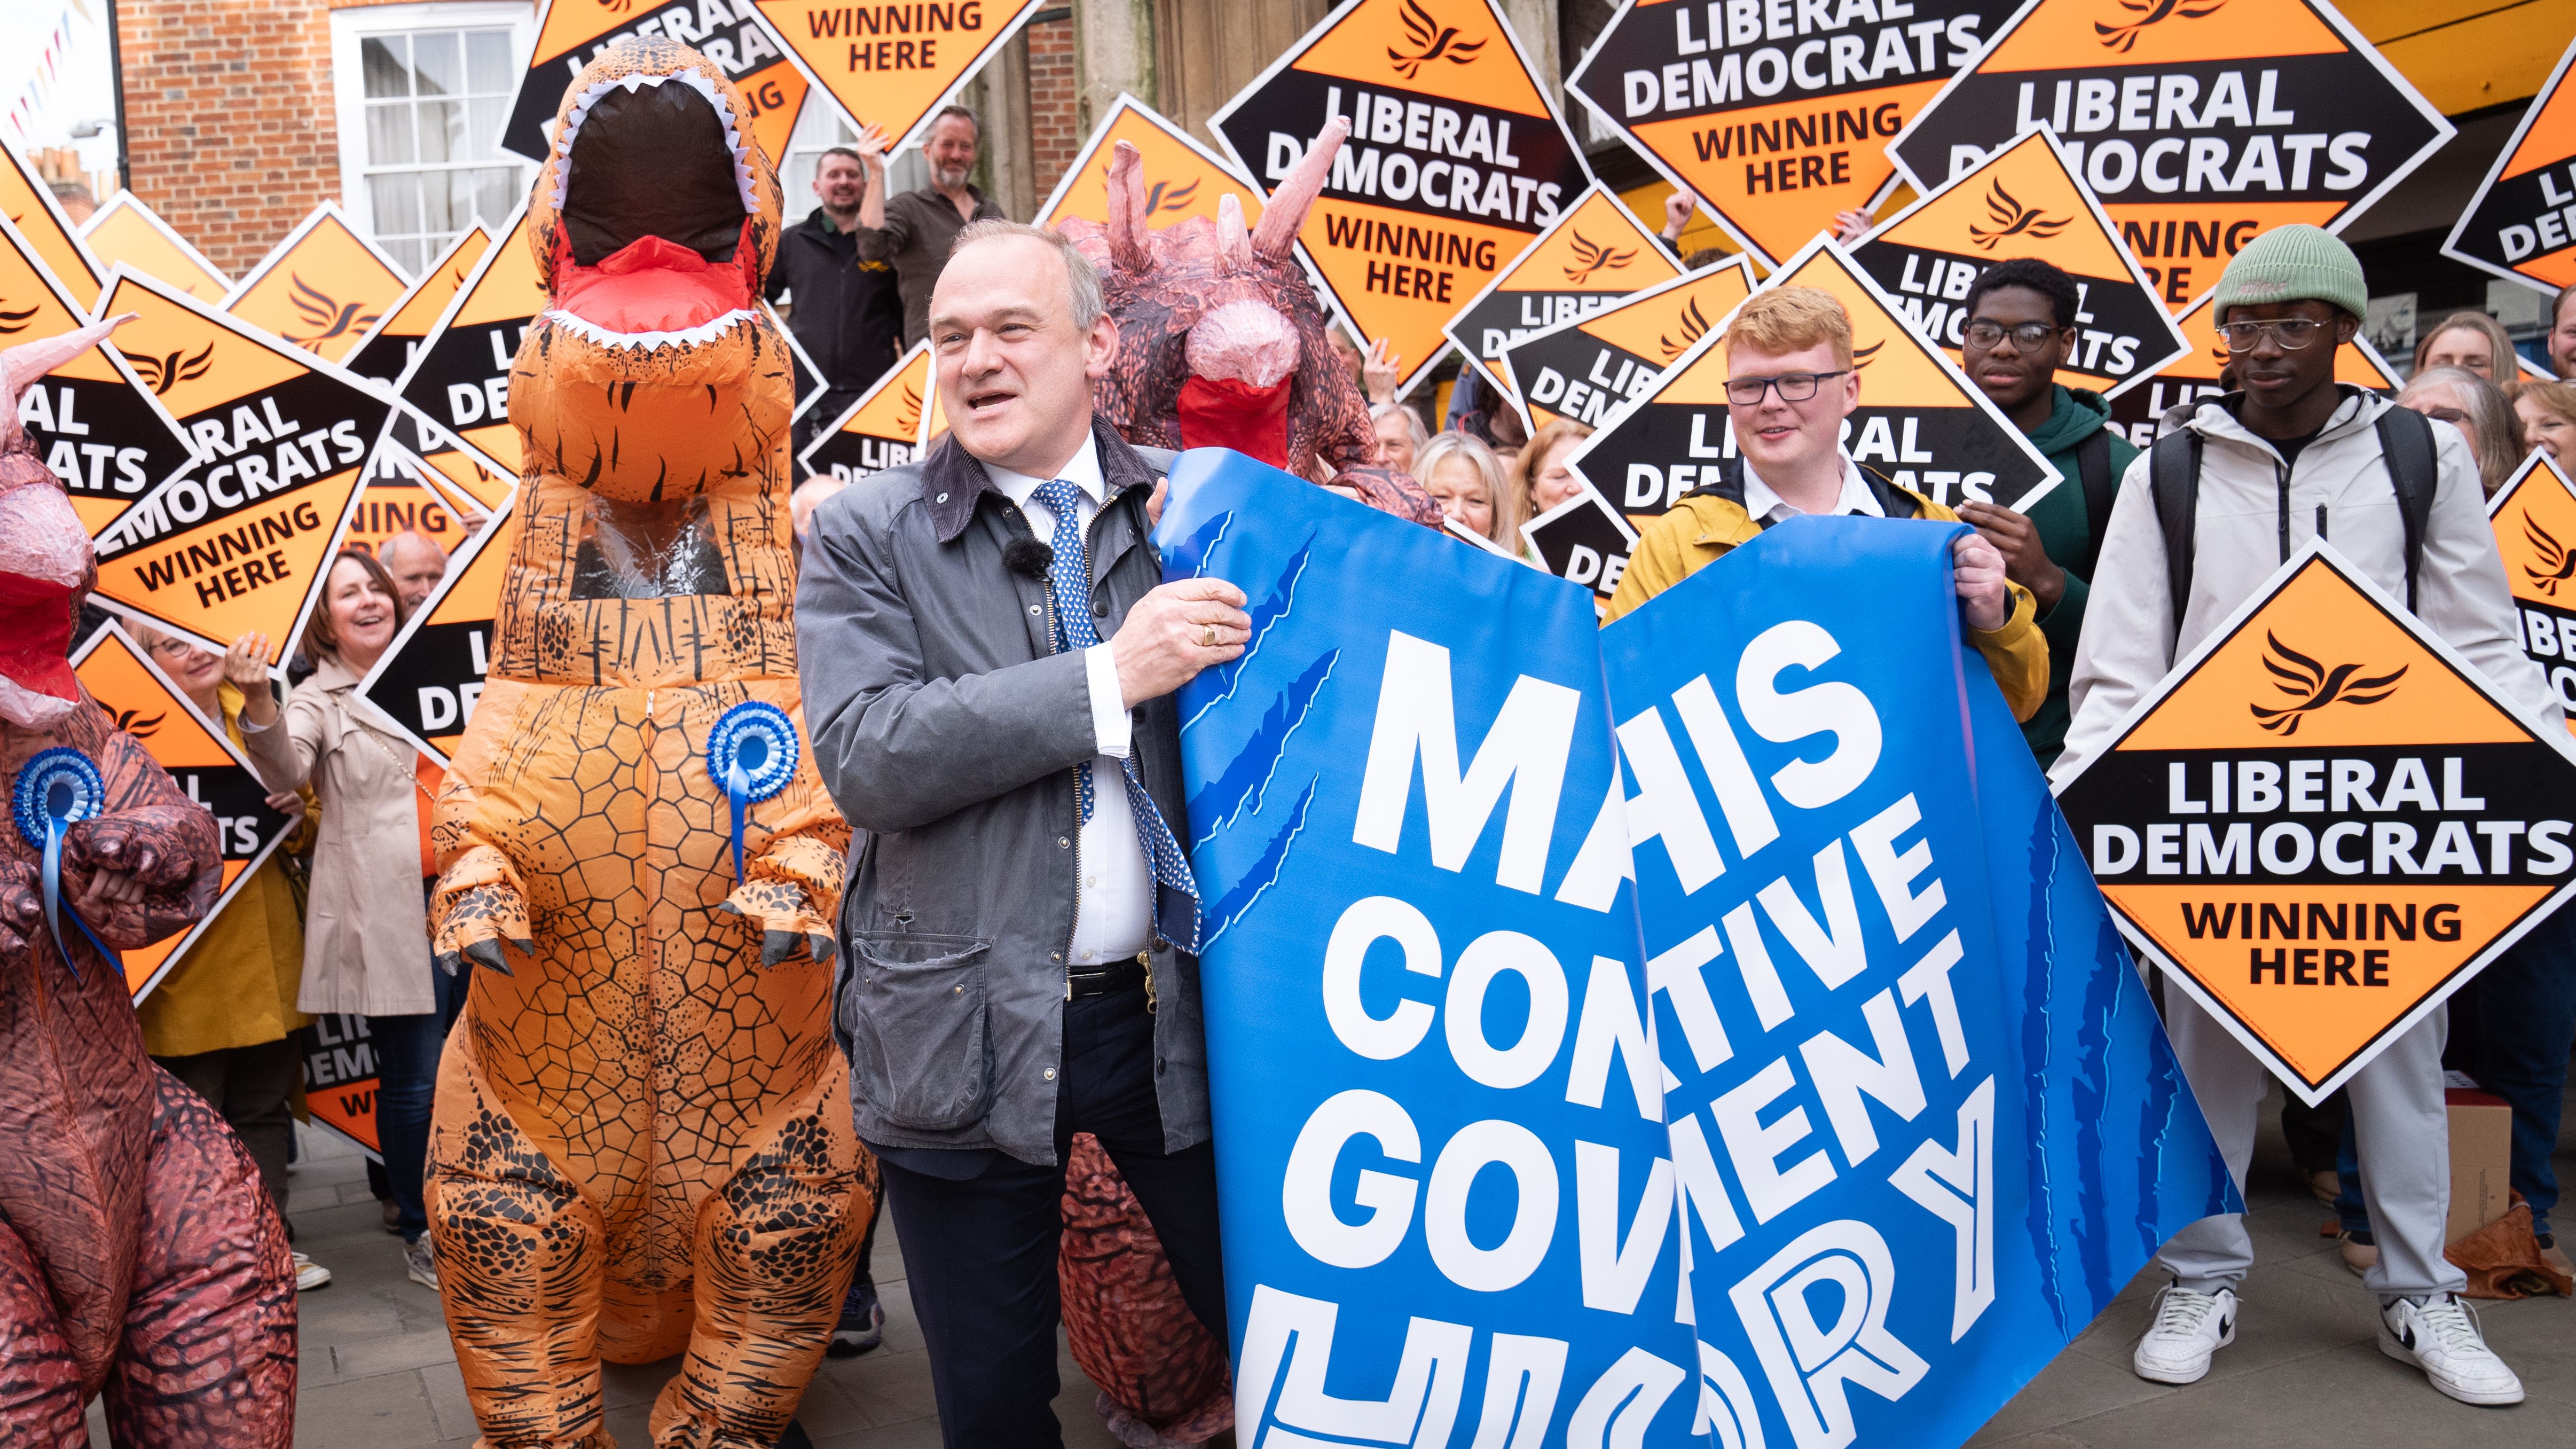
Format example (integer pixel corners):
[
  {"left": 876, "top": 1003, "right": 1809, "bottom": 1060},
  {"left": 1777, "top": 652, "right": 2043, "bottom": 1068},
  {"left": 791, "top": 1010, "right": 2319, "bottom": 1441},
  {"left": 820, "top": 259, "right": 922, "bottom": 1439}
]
[
  {"left": 2446, "top": 36, "right": 2576, "bottom": 293},
  {"left": 357, "top": 497, "right": 521, "bottom": 767},
  {"left": 1850, "top": 127, "right": 2190, "bottom": 397},
  {"left": 221, "top": 202, "right": 407, "bottom": 364},
  {"left": 500, "top": 0, "right": 817, "bottom": 167},
  {"left": 800, "top": 340, "right": 929, "bottom": 482},
  {"left": 344, "top": 224, "right": 492, "bottom": 390},
  {"left": 1565, "top": 0, "right": 1987, "bottom": 269},
  {"left": 2, "top": 132, "right": 103, "bottom": 304},
  {"left": 1888, "top": 0, "right": 2452, "bottom": 309},
  {"left": 2487, "top": 449, "right": 2576, "bottom": 740},
  {"left": 750, "top": 0, "right": 1040, "bottom": 154},
  {"left": 1037, "top": 93, "right": 1266, "bottom": 236},
  {"left": 1442, "top": 182, "right": 1681, "bottom": 403},
  {"left": 2054, "top": 542, "right": 2576, "bottom": 1102},
  {"left": 1208, "top": 0, "right": 1592, "bottom": 398},
  {"left": 1565, "top": 235, "right": 2060, "bottom": 522},
  {"left": 388, "top": 205, "right": 546, "bottom": 485},
  {"left": 69, "top": 625, "right": 297, "bottom": 1002},
  {"left": 88, "top": 267, "right": 405, "bottom": 670},
  {"left": 81, "top": 193, "right": 230, "bottom": 300},
  {"left": 0, "top": 209, "right": 196, "bottom": 539},
  {"left": 2104, "top": 288, "right": 2398, "bottom": 449},
  {"left": 1496, "top": 255, "right": 1756, "bottom": 432}
]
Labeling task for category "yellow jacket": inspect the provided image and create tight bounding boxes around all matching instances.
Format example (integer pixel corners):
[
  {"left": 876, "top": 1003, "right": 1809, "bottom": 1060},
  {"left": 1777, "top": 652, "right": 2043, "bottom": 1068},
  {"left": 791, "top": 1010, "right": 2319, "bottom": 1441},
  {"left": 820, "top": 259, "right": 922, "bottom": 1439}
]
[
  {"left": 1603, "top": 474, "right": 2050, "bottom": 722},
  {"left": 138, "top": 681, "right": 314, "bottom": 1060}
]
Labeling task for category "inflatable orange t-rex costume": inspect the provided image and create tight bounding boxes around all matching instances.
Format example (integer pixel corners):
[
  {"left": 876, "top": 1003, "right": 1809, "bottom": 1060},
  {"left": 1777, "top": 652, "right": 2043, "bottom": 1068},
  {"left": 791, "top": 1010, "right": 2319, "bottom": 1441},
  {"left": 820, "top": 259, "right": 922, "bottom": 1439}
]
[{"left": 425, "top": 40, "right": 866, "bottom": 1448}]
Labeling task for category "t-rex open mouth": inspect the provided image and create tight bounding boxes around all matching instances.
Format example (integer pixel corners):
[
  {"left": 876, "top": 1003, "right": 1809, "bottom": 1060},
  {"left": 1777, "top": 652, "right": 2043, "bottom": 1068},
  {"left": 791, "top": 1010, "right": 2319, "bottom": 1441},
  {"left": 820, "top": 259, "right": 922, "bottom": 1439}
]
[{"left": 546, "top": 68, "right": 761, "bottom": 346}]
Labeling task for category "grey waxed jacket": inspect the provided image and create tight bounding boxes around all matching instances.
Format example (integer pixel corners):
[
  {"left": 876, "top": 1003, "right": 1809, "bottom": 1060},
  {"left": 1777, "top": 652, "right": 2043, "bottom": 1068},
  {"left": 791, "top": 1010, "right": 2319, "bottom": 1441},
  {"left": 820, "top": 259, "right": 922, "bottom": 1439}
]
[{"left": 795, "top": 419, "right": 1205, "bottom": 1165}]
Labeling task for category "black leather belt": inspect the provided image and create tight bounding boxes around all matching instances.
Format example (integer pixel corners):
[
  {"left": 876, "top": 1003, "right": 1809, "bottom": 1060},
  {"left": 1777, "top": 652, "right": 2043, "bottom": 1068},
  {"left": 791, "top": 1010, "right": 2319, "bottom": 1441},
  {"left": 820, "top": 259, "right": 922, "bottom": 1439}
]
[{"left": 1066, "top": 953, "right": 1148, "bottom": 999}]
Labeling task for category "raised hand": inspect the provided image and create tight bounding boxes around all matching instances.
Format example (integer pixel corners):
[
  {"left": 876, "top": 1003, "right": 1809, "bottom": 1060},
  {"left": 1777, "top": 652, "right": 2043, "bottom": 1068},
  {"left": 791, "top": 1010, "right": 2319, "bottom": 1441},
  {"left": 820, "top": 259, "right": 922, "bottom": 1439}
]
[{"left": 1362, "top": 336, "right": 1401, "bottom": 404}]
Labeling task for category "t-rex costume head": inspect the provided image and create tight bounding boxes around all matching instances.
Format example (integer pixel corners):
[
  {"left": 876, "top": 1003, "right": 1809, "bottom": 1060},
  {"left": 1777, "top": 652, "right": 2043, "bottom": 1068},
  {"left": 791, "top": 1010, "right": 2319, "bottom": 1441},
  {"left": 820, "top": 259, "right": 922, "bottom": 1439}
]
[
  {"left": 0, "top": 318, "right": 127, "bottom": 730},
  {"left": 1059, "top": 118, "right": 1440, "bottom": 524}
]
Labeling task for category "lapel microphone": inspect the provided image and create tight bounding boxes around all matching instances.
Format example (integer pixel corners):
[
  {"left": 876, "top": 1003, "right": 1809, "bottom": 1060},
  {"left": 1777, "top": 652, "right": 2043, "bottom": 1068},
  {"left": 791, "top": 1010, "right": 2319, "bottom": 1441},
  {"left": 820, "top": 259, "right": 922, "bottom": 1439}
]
[{"left": 1002, "top": 537, "right": 1055, "bottom": 579}]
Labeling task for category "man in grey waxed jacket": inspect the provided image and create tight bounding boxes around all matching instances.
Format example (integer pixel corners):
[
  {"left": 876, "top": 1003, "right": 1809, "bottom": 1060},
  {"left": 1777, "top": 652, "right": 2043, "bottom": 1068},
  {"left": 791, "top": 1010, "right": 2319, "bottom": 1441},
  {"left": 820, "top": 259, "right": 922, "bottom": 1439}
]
[{"left": 796, "top": 218, "right": 1252, "bottom": 1447}]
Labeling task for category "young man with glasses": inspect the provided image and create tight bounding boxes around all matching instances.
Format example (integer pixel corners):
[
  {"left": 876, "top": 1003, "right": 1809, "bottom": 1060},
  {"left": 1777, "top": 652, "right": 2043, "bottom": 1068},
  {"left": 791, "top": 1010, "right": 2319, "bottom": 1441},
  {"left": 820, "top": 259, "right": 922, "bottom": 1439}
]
[
  {"left": 1949, "top": 258, "right": 2138, "bottom": 767},
  {"left": 1605, "top": 285, "right": 2048, "bottom": 723},
  {"left": 2055, "top": 225, "right": 2548, "bottom": 1406}
]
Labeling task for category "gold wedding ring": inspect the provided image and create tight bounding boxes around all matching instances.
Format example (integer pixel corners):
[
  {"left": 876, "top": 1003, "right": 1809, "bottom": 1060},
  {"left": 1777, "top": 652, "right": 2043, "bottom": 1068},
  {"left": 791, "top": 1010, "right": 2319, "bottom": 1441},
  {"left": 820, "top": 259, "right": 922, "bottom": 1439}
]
[{"left": 1202, "top": 624, "right": 1218, "bottom": 648}]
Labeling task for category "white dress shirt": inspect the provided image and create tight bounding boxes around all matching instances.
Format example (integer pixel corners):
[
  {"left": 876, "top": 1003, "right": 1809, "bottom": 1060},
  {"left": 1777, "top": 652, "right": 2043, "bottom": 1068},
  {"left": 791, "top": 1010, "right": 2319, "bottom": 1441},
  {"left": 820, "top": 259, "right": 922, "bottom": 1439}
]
[
  {"left": 1739, "top": 454, "right": 1884, "bottom": 527},
  {"left": 983, "top": 434, "right": 1155, "bottom": 965}
]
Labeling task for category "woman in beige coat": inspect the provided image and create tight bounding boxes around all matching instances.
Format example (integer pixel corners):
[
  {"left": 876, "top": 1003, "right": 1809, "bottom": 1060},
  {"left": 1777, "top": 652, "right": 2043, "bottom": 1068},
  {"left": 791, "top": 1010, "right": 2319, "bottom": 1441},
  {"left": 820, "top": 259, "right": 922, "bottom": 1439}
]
[{"left": 240, "top": 547, "right": 443, "bottom": 1291}]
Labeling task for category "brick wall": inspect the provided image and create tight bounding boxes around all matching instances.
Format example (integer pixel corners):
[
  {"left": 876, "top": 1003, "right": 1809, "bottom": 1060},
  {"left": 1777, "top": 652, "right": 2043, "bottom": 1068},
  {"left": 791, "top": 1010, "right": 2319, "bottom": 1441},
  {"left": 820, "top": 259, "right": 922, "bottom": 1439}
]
[
  {"left": 1026, "top": 16, "right": 1079, "bottom": 207},
  {"left": 116, "top": 0, "right": 339, "bottom": 276}
]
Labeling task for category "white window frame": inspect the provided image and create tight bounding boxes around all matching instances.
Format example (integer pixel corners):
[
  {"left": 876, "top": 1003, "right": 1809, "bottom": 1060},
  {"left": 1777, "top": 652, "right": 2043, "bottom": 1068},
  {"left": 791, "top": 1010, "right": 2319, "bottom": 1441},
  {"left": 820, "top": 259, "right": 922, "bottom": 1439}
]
[{"left": 328, "top": 1, "right": 539, "bottom": 273}]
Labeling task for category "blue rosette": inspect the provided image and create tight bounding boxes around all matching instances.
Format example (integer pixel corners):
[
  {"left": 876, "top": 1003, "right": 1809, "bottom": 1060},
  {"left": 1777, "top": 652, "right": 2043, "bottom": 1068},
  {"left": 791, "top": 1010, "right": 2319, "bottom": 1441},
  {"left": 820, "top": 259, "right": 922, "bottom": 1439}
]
[
  {"left": 11, "top": 746, "right": 119, "bottom": 978},
  {"left": 706, "top": 700, "right": 799, "bottom": 884}
]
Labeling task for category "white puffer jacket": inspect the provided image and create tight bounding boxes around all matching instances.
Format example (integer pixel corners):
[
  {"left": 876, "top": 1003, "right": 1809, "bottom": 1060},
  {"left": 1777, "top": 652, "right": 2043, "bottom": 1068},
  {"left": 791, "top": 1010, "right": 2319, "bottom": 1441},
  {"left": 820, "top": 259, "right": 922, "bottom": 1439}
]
[{"left": 2052, "top": 386, "right": 2559, "bottom": 785}]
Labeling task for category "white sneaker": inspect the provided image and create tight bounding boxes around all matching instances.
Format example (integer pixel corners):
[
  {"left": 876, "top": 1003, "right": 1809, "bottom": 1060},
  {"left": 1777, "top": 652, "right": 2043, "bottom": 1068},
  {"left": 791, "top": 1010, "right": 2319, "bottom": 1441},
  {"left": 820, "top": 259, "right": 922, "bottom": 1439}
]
[
  {"left": 291, "top": 1250, "right": 332, "bottom": 1291},
  {"left": 2133, "top": 1284, "right": 2237, "bottom": 1384},
  {"left": 2380, "top": 1295, "right": 2524, "bottom": 1405},
  {"left": 403, "top": 1235, "right": 440, "bottom": 1292}
]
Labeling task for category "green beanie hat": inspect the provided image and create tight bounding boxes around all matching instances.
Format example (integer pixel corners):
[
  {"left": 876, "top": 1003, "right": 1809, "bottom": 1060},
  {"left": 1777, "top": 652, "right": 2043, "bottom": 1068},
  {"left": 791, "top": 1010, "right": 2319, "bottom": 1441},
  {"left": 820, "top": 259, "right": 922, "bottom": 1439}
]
[{"left": 2208, "top": 224, "right": 2368, "bottom": 322}]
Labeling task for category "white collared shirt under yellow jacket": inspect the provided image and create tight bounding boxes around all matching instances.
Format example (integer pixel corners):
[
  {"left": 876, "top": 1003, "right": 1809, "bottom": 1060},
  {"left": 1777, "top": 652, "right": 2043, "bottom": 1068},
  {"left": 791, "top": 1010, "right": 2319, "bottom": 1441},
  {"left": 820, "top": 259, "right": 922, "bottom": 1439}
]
[{"left": 1605, "top": 454, "right": 2048, "bottom": 722}]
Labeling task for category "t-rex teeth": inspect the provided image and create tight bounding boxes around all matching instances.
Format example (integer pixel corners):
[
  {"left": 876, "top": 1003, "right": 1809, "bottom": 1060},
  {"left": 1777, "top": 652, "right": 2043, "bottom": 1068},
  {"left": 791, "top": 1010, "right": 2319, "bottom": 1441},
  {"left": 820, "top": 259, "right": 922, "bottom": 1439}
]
[{"left": 543, "top": 307, "right": 763, "bottom": 351}]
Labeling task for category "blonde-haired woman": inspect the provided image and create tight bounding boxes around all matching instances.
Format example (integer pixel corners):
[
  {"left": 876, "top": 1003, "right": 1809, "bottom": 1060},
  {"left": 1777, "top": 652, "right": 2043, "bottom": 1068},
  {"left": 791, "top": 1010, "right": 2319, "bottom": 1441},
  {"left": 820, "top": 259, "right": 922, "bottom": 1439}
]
[
  {"left": 132, "top": 623, "right": 329, "bottom": 1292},
  {"left": 2517, "top": 379, "right": 2576, "bottom": 460},
  {"left": 1416, "top": 431, "right": 1515, "bottom": 547},
  {"left": 2413, "top": 311, "right": 2519, "bottom": 382}
]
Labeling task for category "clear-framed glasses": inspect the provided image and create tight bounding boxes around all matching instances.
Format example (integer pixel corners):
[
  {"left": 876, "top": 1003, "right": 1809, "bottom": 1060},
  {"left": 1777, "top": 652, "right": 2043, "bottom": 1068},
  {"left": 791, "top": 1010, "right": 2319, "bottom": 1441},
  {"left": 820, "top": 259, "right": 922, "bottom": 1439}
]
[
  {"left": 143, "top": 635, "right": 203, "bottom": 658},
  {"left": 1724, "top": 370, "right": 1851, "bottom": 406},
  {"left": 1964, "top": 320, "right": 2059, "bottom": 350},
  {"left": 2216, "top": 318, "right": 2328, "bottom": 353}
]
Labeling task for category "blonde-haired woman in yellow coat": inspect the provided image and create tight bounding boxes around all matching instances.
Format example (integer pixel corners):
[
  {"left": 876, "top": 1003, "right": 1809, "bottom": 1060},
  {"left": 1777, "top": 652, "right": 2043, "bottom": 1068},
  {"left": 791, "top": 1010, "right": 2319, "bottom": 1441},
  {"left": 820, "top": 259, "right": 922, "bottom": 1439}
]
[{"left": 131, "top": 623, "right": 328, "bottom": 1293}]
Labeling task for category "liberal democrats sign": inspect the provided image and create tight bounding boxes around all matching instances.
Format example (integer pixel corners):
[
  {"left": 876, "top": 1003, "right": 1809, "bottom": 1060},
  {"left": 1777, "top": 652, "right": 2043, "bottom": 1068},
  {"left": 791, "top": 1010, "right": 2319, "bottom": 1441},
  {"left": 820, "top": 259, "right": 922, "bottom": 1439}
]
[{"left": 1160, "top": 449, "right": 2232, "bottom": 1448}]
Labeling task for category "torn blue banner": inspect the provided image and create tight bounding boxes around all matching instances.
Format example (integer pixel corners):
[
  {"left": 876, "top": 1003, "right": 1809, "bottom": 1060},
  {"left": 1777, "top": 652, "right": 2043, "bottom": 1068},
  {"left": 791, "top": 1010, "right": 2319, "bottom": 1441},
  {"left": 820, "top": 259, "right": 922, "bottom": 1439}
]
[{"left": 1159, "top": 449, "right": 2234, "bottom": 1449}]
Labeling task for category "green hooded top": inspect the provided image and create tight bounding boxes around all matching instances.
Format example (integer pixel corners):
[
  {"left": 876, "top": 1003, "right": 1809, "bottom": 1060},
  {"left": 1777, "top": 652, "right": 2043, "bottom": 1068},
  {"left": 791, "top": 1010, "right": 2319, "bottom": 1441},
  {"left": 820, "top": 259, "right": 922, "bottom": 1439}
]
[{"left": 2019, "top": 384, "right": 2138, "bottom": 765}]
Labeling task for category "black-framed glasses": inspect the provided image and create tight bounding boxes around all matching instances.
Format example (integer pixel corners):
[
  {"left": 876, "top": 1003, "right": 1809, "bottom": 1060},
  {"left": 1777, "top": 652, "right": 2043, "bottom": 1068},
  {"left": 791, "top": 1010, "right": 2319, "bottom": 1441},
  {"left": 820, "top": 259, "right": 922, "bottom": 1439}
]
[
  {"left": 1724, "top": 370, "right": 1851, "bottom": 405},
  {"left": 1964, "top": 320, "right": 2060, "bottom": 350},
  {"left": 2217, "top": 318, "right": 2328, "bottom": 353}
]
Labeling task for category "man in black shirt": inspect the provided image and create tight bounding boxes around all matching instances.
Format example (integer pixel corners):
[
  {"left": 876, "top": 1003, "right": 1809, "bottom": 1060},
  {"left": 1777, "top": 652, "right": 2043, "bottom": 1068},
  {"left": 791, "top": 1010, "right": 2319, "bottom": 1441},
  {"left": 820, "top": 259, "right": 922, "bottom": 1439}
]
[
  {"left": 852, "top": 106, "right": 1010, "bottom": 348},
  {"left": 766, "top": 144, "right": 904, "bottom": 450}
]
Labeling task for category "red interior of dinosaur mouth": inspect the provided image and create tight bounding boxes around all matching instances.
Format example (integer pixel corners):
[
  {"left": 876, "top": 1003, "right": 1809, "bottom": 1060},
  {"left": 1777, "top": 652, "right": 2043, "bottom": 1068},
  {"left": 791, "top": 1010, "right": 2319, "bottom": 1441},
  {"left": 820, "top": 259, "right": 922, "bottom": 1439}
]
[
  {"left": 1176, "top": 373, "right": 1293, "bottom": 468},
  {"left": 553, "top": 226, "right": 756, "bottom": 335},
  {"left": 0, "top": 569, "right": 77, "bottom": 703}
]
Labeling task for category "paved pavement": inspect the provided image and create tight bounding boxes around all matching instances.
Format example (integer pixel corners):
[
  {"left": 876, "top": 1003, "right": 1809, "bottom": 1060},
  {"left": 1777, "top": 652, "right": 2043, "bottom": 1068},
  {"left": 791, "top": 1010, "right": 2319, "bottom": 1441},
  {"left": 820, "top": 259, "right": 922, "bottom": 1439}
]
[{"left": 269, "top": 1077, "right": 2573, "bottom": 1448}]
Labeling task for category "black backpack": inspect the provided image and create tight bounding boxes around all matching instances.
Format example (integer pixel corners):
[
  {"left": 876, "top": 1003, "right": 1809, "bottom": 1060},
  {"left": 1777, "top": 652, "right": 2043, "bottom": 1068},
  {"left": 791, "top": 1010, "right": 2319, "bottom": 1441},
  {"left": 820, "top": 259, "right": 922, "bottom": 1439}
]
[
  {"left": 2145, "top": 404, "right": 2438, "bottom": 626},
  {"left": 2073, "top": 427, "right": 2115, "bottom": 581}
]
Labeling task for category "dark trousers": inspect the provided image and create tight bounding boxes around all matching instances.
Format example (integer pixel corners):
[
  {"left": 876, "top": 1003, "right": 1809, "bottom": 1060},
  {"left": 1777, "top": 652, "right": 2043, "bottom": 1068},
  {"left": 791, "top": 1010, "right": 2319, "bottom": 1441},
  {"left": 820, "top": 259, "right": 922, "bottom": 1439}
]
[
  {"left": 155, "top": 1036, "right": 300, "bottom": 1215},
  {"left": 371, "top": 960, "right": 474, "bottom": 1209},
  {"left": 2339, "top": 907, "right": 2576, "bottom": 1239},
  {"left": 370, "top": 1011, "right": 442, "bottom": 1242},
  {"left": 875, "top": 983, "right": 1226, "bottom": 1448}
]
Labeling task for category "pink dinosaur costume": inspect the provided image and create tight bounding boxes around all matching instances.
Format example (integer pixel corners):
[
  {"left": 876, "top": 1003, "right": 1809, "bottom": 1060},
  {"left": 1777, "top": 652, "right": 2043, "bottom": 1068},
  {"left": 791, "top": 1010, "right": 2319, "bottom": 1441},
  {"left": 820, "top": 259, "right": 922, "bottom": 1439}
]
[{"left": 0, "top": 316, "right": 296, "bottom": 1445}]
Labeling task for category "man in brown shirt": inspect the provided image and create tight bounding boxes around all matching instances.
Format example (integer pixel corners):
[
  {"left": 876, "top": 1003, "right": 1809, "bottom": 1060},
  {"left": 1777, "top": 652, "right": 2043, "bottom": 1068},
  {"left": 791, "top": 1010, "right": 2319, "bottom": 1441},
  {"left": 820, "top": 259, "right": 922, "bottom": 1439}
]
[{"left": 852, "top": 105, "right": 1009, "bottom": 347}]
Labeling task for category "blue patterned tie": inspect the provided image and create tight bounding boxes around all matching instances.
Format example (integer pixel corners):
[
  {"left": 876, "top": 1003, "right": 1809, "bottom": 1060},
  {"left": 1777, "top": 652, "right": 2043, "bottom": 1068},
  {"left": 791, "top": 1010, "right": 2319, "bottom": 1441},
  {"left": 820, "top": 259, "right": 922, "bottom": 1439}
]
[{"left": 1033, "top": 478, "right": 1202, "bottom": 952}]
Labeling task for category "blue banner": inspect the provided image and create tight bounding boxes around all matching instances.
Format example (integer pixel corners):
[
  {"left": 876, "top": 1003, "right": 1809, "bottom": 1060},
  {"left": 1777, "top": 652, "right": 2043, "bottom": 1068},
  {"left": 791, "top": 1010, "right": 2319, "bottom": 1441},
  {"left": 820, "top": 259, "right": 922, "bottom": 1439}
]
[{"left": 1160, "top": 448, "right": 2235, "bottom": 1449}]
